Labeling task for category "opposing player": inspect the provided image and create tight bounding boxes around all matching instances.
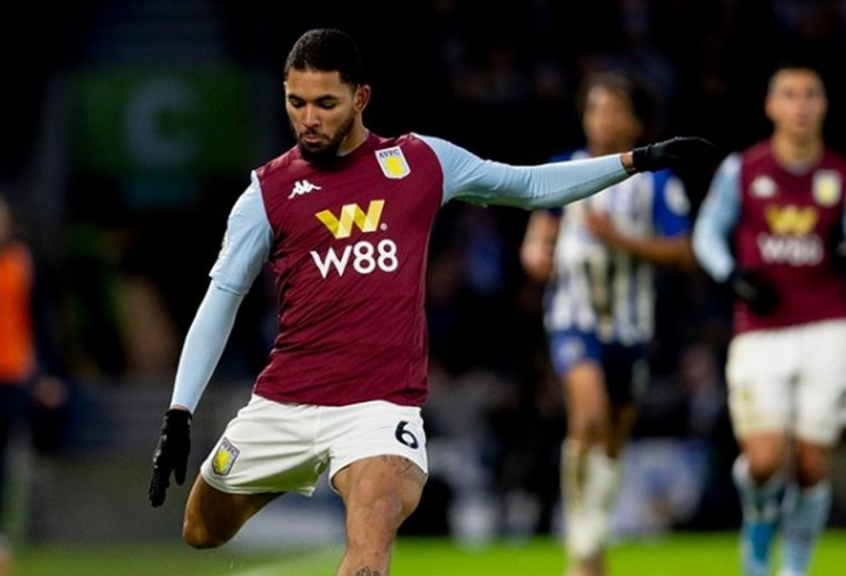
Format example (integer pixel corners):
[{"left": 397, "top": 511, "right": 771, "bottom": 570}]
[
  {"left": 148, "top": 29, "right": 718, "bottom": 576},
  {"left": 693, "top": 64, "right": 846, "bottom": 576},
  {"left": 520, "top": 72, "right": 695, "bottom": 576}
]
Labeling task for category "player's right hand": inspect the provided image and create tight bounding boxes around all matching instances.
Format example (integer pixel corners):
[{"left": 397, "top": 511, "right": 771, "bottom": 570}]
[
  {"left": 728, "top": 269, "right": 778, "bottom": 314},
  {"left": 149, "top": 408, "right": 192, "bottom": 507}
]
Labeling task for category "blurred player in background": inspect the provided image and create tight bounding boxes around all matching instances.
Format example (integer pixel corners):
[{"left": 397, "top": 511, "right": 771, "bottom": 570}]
[
  {"left": 693, "top": 64, "right": 846, "bottom": 576},
  {"left": 148, "top": 28, "right": 717, "bottom": 576},
  {"left": 521, "top": 71, "right": 695, "bottom": 576},
  {"left": 0, "top": 196, "right": 36, "bottom": 576}
]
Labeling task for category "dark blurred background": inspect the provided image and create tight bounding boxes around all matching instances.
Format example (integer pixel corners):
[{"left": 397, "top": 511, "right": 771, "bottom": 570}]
[{"left": 1, "top": 0, "right": 846, "bottom": 549}]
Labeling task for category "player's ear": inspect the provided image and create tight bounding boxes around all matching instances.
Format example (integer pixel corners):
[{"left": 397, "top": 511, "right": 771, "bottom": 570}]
[
  {"left": 353, "top": 84, "right": 371, "bottom": 113},
  {"left": 764, "top": 93, "right": 776, "bottom": 123}
]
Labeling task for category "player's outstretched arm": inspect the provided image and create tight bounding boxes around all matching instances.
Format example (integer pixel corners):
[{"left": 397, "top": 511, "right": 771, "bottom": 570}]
[
  {"left": 418, "top": 134, "right": 719, "bottom": 210},
  {"left": 149, "top": 281, "right": 245, "bottom": 507}
]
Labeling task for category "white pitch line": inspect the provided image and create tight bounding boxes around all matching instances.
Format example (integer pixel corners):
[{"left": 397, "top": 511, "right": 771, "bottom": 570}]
[{"left": 232, "top": 548, "right": 340, "bottom": 576}]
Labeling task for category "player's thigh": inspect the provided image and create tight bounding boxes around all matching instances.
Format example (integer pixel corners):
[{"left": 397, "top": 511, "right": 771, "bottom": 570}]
[
  {"left": 726, "top": 330, "right": 794, "bottom": 440},
  {"left": 564, "top": 361, "right": 608, "bottom": 416},
  {"left": 795, "top": 320, "right": 846, "bottom": 447},
  {"left": 323, "top": 401, "right": 429, "bottom": 529},
  {"left": 184, "top": 474, "right": 279, "bottom": 539},
  {"left": 200, "top": 395, "right": 328, "bottom": 497},
  {"left": 333, "top": 454, "right": 427, "bottom": 530},
  {"left": 550, "top": 331, "right": 608, "bottom": 416}
]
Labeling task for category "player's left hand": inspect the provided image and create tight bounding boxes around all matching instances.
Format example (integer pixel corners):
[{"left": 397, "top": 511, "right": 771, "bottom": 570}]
[
  {"left": 149, "top": 408, "right": 192, "bottom": 507},
  {"left": 632, "top": 137, "right": 721, "bottom": 173}
]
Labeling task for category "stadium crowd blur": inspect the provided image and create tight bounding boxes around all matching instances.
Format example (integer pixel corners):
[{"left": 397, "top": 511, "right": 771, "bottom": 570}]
[{"left": 2, "top": 0, "right": 846, "bottom": 542}]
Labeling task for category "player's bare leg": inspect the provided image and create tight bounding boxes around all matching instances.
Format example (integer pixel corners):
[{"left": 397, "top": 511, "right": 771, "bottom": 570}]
[
  {"left": 779, "top": 439, "right": 832, "bottom": 576},
  {"left": 562, "top": 362, "right": 614, "bottom": 576},
  {"left": 608, "top": 404, "right": 636, "bottom": 459},
  {"left": 734, "top": 432, "right": 789, "bottom": 576},
  {"left": 182, "top": 476, "right": 280, "bottom": 549},
  {"left": 333, "top": 455, "right": 426, "bottom": 576}
]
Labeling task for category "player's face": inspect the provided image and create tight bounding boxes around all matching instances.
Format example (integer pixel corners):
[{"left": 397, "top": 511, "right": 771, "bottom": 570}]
[
  {"left": 582, "top": 87, "right": 643, "bottom": 154},
  {"left": 285, "top": 69, "right": 370, "bottom": 164},
  {"left": 766, "top": 70, "right": 827, "bottom": 143}
]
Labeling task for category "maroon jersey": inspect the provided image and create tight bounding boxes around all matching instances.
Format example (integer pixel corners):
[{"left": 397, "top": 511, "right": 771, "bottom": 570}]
[
  {"left": 253, "top": 133, "right": 442, "bottom": 406},
  {"left": 734, "top": 141, "right": 846, "bottom": 332}
]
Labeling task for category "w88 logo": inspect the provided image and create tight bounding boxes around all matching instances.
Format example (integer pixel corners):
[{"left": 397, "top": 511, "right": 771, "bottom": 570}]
[{"left": 310, "top": 239, "right": 398, "bottom": 278}]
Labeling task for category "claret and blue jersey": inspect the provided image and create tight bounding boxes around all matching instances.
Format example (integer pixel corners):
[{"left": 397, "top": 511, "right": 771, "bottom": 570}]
[
  {"left": 208, "top": 133, "right": 630, "bottom": 409},
  {"left": 693, "top": 141, "right": 846, "bottom": 333}
]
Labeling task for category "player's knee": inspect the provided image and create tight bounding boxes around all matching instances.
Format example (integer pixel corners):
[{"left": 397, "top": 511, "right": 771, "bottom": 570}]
[
  {"left": 182, "top": 520, "right": 230, "bottom": 550},
  {"left": 795, "top": 457, "right": 829, "bottom": 488},
  {"left": 569, "top": 413, "right": 608, "bottom": 445},
  {"left": 347, "top": 495, "right": 406, "bottom": 550},
  {"left": 747, "top": 455, "right": 783, "bottom": 484}
]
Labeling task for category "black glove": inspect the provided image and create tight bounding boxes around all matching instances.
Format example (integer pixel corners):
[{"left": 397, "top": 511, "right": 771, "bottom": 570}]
[
  {"left": 632, "top": 137, "right": 721, "bottom": 173},
  {"left": 149, "top": 408, "right": 191, "bottom": 507},
  {"left": 727, "top": 269, "right": 779, "bottom": 314}
]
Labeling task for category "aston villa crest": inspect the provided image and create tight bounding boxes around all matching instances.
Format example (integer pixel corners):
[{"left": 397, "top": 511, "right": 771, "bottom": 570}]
[
  {"left": 376, "top": 146, "right": 411, "bottom": 179},
  {"left": 813, "top": 170, "right": 841, "bottom": 207}
]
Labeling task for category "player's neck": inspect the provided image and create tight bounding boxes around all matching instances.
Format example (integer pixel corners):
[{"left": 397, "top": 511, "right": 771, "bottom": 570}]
[
  {"left": 771, "top": 133, "right": 823, "bottom": 169},
  {"left": 338, "top": 122, "right": 369, "bottom": 156}
]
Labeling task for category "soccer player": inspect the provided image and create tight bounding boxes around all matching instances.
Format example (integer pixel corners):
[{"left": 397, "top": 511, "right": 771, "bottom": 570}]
[
  {"left": 0, "top": 196, "right": 37, "bottom": 576},
  {"left": 148, "top": 28, "right": 717, "bottom": 576},
  {"left": 520, "top": 71, "right": 695, "bottom": 576},
  {"left": 693, "top": 64, "right": 846, "bottom": 576}
]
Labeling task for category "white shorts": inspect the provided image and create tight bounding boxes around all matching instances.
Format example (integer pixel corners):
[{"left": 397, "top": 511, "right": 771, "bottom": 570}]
[
  {"left": 726, "top": 319, "right": 846, "bottom": 446},
  {"left": 200, "top": 395, "right": 428, "bottom": 496}
]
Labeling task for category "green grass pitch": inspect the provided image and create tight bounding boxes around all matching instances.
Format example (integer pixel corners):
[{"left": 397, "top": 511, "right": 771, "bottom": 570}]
[{"left": 14, "top": 531, "right": 846, "bottom": 576}]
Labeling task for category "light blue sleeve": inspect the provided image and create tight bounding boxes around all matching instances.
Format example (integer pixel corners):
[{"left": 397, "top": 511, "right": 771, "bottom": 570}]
[
  {"left": 692, "top": 154, "right": 742, "bottom": 282},
  {"left": 170, "top": 281, "right": 245, "bottom": 414},
  {"left": 209, "top": 172, "right": 274, "bottom": 295},
  {"left": 415, "top": 134, "right": 630, "bottom": 209}
]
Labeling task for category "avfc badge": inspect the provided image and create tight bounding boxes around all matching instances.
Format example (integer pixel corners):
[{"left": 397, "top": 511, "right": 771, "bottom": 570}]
[
  {"left": 211, "top": 438, "right": 240, "bottom": 477},
  {"left": 813, "top": 170, "right": 842, "bottom": 207},
  {"left": 376, "top": 146, "right": 411, "bottom": 180}
]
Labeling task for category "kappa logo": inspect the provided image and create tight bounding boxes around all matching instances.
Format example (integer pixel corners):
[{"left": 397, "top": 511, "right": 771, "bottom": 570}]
[
  {"left": 316, "top": 200, "right": 385, "bottom": 239},
  {"left": 289, "top": 179, "right": 322, "bottom": 199},
  {"left": 751, "top": 176, "right": 777, "bottom": 198}
]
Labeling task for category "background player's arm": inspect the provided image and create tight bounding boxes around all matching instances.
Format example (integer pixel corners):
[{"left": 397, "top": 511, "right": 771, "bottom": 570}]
[
  {"left": 692, "top": 154, "right": 741, "bottom": 282},
  {"left": 520, "top": 210, "right": 560, "bottom": 283},
  {"left": 589, "top": 216, "right": 694, "bottom": 269},
  {"left": 587, "top": 175, "right": 695, "bottom": 269}
]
